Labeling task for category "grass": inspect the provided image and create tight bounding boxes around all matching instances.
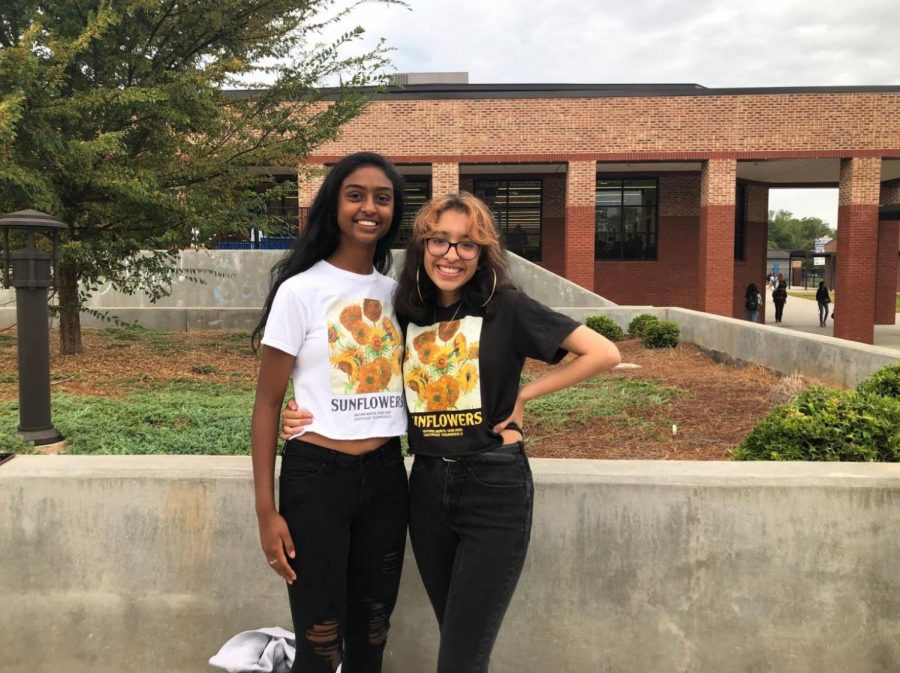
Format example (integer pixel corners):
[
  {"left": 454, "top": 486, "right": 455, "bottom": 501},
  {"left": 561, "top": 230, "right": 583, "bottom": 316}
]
[
  {"left": 524, "top": 375, "right": 686, "bottom": 441},
  {"left": 0, "top": 380, "right": 256, "bottom": 455},
  {"left": 0, "top": 374, "right": 683, "bottom": 455}
]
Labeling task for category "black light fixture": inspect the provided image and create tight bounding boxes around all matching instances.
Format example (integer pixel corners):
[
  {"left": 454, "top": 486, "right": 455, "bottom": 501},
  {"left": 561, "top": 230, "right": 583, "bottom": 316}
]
[{"left": 0, "top": 209, "right": 67, "bottom": 445}]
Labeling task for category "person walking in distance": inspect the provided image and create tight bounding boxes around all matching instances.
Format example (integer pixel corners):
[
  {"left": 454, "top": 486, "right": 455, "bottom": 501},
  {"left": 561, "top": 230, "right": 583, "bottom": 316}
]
[
  {"left": 816, "top": 281, "right": 831, "bottom": 327},
  {"left": 772, "top": 280, "right": 787, "bottom": 324}
]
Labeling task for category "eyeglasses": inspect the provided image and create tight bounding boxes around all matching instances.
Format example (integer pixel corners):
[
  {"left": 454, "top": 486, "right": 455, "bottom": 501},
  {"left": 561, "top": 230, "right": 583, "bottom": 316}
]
[{"left": 425, "top": 237, "right": 481, "bottom": 260}]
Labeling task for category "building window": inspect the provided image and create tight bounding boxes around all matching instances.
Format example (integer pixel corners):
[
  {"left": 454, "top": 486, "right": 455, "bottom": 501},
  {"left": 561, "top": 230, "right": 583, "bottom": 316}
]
[
  {"left": 395, "top": 177, "right": 431, "bottom": 248},
  {"left": 595, "top": 178, "right": 658, "bottom": 260},
  {"left": 264, "top": 175, "right": 300, "bottom": 236},
  {"left": 473, "top": 180, "right": 542, "bottom": 261},
  {"left": 734, "top": 183, "right": 746, "bottom": 261}
]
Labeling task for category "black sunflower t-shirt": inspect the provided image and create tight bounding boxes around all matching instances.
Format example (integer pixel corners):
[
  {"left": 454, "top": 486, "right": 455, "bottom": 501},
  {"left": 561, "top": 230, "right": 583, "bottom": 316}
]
[{"left": 401, "top": 289, "right": 581, "bottom": 457}]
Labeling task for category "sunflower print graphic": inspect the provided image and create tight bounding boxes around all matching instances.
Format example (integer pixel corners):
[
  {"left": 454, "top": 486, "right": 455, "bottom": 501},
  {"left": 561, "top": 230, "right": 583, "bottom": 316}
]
[
  {"left": 403, "top": 316, "right": 482, "bottom": 412},
  {"left": 329, "top": 299, "right": 403, "bottom": 395}
]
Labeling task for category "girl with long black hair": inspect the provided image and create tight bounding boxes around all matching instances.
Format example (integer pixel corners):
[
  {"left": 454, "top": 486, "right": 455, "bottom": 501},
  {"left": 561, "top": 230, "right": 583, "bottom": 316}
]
[{"left": 251, "top": 152, "right": 408, "bottom": 673}]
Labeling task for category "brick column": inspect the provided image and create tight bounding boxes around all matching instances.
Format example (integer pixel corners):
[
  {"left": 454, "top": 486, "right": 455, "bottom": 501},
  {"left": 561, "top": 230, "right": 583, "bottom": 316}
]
[
  {"left": 564, "top": 161, "right": 596, "bottom": 290},
  {"left": 298, "top": 165, "right": 327, "bottom": 233},
  {"left": 431, "top": 162, "right": 459, "bottom": 196},
  {"left": 698, "top": 159, "right": 736, "bottom": 316},
  {"left": 875, "top": 183, "right": 900, "bottom": 325},
  {"left": 835, "top": 158, "right": 881, "bottom": 343}
]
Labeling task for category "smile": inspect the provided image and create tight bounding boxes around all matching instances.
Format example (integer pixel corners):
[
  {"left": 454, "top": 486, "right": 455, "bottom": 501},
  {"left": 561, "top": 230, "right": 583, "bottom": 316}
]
[
  {"left": 355, "top": 219, "right": 379, "bottom": 228},
  {"left": 435, "top": 265, "right": 463, "bottom": 277}
]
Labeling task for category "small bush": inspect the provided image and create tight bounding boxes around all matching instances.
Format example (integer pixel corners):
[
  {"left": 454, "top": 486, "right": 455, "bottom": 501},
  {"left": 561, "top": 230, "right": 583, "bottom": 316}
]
[
  {"left": 585, "top": 315, "right": 625, "bottom": 341},
  {"left": 642, "top": 320, "right": 680, "bottom": 349},
  {"left": 628, "top": 313, "right": 659, "bottom": 338},
  {"left": 856, "top": 363, "right": 900, "bottom": 399},
  {"left": 734, "top": 386, "right": 900, "bottom": 462}
]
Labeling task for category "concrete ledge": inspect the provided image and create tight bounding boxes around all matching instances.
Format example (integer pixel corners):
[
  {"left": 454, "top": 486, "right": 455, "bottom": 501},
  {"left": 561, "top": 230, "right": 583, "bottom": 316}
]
[{"left": 2, "top": 456, "right": 898, "bottom": 673}]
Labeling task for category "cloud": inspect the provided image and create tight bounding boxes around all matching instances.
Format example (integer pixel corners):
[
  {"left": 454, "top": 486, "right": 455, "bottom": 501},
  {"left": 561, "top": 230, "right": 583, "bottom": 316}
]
[{"left": 332, "top": 0, "right": 900, "bottom": 86}]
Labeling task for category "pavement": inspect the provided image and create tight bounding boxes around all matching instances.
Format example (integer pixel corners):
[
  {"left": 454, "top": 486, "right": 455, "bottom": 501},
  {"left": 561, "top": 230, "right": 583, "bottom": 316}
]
[{"left": 762, "top": 287, "right": 900, "bottom": 353}]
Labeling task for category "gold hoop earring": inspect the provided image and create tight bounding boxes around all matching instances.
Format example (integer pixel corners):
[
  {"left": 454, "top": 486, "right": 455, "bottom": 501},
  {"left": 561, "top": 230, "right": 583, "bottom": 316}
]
[
  {"left": 416, "top": 266, "right": 425, "bottom": 304},
  {"left": 480, "top": 269, "right": 497, "bottom": 307}
]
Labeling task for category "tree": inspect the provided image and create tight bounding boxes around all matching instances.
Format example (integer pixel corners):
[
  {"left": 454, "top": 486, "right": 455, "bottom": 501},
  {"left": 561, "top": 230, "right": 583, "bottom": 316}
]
[
  {"left": 0, "top": 0, "right": 398, "bottom": 354},
  {"left": 767, "top": 209, "right": 835, "bottom": 251}
]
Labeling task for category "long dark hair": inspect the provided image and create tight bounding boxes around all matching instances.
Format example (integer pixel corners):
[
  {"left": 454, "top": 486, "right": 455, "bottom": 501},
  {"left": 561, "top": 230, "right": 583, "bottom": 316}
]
[
  {"left": 394, "top": 192, "right": 515, "bottom": 323},
  {"left": 745, "top": 282, "right": 759, "bottom": 299},
  {"left": 252, "top": 152, "right": 405, "bottom": 350}
]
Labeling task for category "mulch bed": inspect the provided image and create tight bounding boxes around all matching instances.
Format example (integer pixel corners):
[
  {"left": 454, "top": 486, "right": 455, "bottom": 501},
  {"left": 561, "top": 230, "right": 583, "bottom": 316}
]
[{"left": 0, "top": 329, "right": 793, "bottom": 459}]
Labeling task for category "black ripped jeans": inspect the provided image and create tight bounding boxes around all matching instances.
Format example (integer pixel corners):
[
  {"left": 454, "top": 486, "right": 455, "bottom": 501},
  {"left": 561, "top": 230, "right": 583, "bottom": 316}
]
[
  {"left": 408, "top": 443, "right": 534, "bottom": 673},
  {"left": 279, "top": 437, "right": 408, "bottom": 673}
]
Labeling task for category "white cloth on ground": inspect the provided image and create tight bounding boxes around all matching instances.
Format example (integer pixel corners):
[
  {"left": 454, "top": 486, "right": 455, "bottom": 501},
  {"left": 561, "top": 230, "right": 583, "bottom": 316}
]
[{"left": 209, "top": 627, "right": 296, "bottom": 673}]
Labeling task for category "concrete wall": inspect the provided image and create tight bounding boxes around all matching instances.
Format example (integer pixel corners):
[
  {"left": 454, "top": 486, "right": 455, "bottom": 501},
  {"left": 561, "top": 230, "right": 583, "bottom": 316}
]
[{"left": 1, "top": 456, "right": 898, "bottom": 673}]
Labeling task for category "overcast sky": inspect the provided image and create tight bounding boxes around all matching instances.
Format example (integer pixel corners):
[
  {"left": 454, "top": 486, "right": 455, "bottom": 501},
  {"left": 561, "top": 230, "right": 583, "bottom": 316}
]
[{"left": 315, "top": 0, "right": 900, "bottom": 228}]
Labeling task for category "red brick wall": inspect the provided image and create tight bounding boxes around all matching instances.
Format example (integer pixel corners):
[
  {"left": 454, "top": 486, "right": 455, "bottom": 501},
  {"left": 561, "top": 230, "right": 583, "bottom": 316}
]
[
  {"left": 875, "top": 218, "right": 899, "bottom": 324},
  {"left": 595, "top": 174, "right": 701, "bottom": 308},
  {"left": 734, "top": 184, "right": 769, "bottom": 320},
  {"left": 432, "top": 162, "right": 459, "bottom": 195},
  {"left": 881, "top": 182, "right": 900, "bottom": 295},
  {"left": 698, "top": 160, "right": 737, "bottom": 316},
  {"left": 309, "top": 93, "right": 900, "bottom": 161},
  {"left": 565, "top": 161, "right": 596, "bottom": 289},
  {"left": 541, "top": 175, "right": 566, "bottom": 275},
  {"left": 835, "top": 157, "right": 881, "bottom": 343}
]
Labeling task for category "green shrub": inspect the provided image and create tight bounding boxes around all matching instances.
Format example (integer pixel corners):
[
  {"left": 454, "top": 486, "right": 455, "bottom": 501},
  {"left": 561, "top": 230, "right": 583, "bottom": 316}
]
[
  {"left": 856, "top": 363, "right": 900, "bottom": 399},
  {"left": 642, "top": 320, "right": 680, "bottom": 348},
  {"left": 628, "top": 313, "right": 659, "bottom": 338},
  {"left": 585, "top": 315, "right": 624, "bottom": 341},
  {"left": 734, "top": 386, "right": 900, "bottom": 462}
]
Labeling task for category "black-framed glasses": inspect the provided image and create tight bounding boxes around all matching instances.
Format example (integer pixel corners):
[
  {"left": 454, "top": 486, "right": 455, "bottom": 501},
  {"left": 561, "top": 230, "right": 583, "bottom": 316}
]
[{"left": 425, "top": 237, "right": 481, "bottom": 260}]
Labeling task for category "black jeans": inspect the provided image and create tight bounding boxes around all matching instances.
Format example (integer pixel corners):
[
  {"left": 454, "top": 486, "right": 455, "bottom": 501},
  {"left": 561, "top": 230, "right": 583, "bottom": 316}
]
[
  {"left": 279, "top": 437, "right": 408, "bottom": 673},
  {"left": 408, "top": 443, "right": 534, "bottom": 673},
  {"left": 774, "top": 301, "right": 785, "bottom": 322}
]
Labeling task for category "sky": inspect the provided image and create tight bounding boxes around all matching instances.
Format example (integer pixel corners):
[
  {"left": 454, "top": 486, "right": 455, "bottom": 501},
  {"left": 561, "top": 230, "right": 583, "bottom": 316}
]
[{"left": 310, "top": 0, "right": 900, "bottom": 228}]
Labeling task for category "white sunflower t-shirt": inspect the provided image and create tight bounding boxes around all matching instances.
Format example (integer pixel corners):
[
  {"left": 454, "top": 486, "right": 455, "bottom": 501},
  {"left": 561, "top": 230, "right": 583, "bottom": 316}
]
[{"left": 262, "top": 260, "right": 407, "bottom": 440}]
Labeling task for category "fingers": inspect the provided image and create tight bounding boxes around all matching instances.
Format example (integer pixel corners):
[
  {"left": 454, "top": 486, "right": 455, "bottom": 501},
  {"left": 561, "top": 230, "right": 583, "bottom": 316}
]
[
  {"left": 261, "top": 516, "right": 298, "bottom": 584},
  {"left": 265, "top": 547, "right": 296, "bottom": 585},
  {"left": 286, "top": 399, "right": 299, "bottom": 411}
]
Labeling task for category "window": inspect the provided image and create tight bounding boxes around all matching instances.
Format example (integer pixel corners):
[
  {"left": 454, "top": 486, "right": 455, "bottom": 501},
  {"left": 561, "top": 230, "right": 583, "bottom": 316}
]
[
  {"left": 734, "top": 183, "right": 746, "bottom": 261},
  {"left": 264, "top": 175, "right": 300, "bottom": 236},
  {"left": 595, "top": 178, "right": 658, "bottom": 261},
  {"left": 395, "top": 177, "right": 431, "bottom": 248},
  {"left": 473, "top": 180, "right": 542, "bottom": 261}
]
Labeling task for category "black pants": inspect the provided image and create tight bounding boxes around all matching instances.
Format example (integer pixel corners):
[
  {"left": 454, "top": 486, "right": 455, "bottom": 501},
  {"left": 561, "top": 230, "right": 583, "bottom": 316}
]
[
  {"left": 408, "top": 443, "right": 534, "bottom": 673},
  {"left": 774, "top": 301, "right": 785, "bottom": 322},
  {"left": 279, "top": 438, "right": 408, "bottom": 673}
]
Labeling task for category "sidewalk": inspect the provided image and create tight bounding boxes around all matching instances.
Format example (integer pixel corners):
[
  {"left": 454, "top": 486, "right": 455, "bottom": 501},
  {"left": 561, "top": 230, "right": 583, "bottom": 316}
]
[{"left": 762, "top": 288, "right": 900, "bottom": 353}]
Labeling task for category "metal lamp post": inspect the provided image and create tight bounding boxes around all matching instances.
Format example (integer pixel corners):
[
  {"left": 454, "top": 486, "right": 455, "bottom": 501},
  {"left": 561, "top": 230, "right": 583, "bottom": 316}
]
[{"left": 0, "top": 209, "right": 68, "bottom": 445}]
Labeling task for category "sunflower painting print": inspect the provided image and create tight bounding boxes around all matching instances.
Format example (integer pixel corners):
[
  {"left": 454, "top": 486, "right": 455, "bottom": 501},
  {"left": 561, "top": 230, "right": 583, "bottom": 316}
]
[
  {"left": 329, "top": 299, "right": 403, "bottom": 395},
  {"left": 403, "top": 317, "right": 482, "bottom": 413}
]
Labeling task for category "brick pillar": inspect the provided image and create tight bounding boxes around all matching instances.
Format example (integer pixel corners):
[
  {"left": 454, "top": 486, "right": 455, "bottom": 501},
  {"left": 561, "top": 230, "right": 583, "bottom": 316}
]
[
  {"left": 698, "top": 159, "right": 736, "bottom": 316},
  {"left": 431, "top": 162, "right": 459, "bottom": 196},
  {"left": 564, "top": 161, "right": 596, "bottom": 290},
  {"left": 298, "top": 165, "right": 327, "bottom": 233},
  {"left": 835, "top": 157, "right": 881, "bottom": 343},
  {"left": 876, "top": 183, "right": 900, "bottom": 325}
]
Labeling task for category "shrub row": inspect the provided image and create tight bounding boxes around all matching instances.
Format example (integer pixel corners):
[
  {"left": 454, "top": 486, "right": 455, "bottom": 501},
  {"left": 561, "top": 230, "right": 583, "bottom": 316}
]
[
  {"left": 585, "top": 313, "right": 680, "bottom": 349},
  {"left": 735, "top": 363, "right": 900, "bottom": 462}
]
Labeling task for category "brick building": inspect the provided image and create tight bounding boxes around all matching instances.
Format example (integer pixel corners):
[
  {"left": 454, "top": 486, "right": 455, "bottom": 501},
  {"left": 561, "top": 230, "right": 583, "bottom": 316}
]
[{"left": 283, "top": 80, "right": 900, "bottom": 345}]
